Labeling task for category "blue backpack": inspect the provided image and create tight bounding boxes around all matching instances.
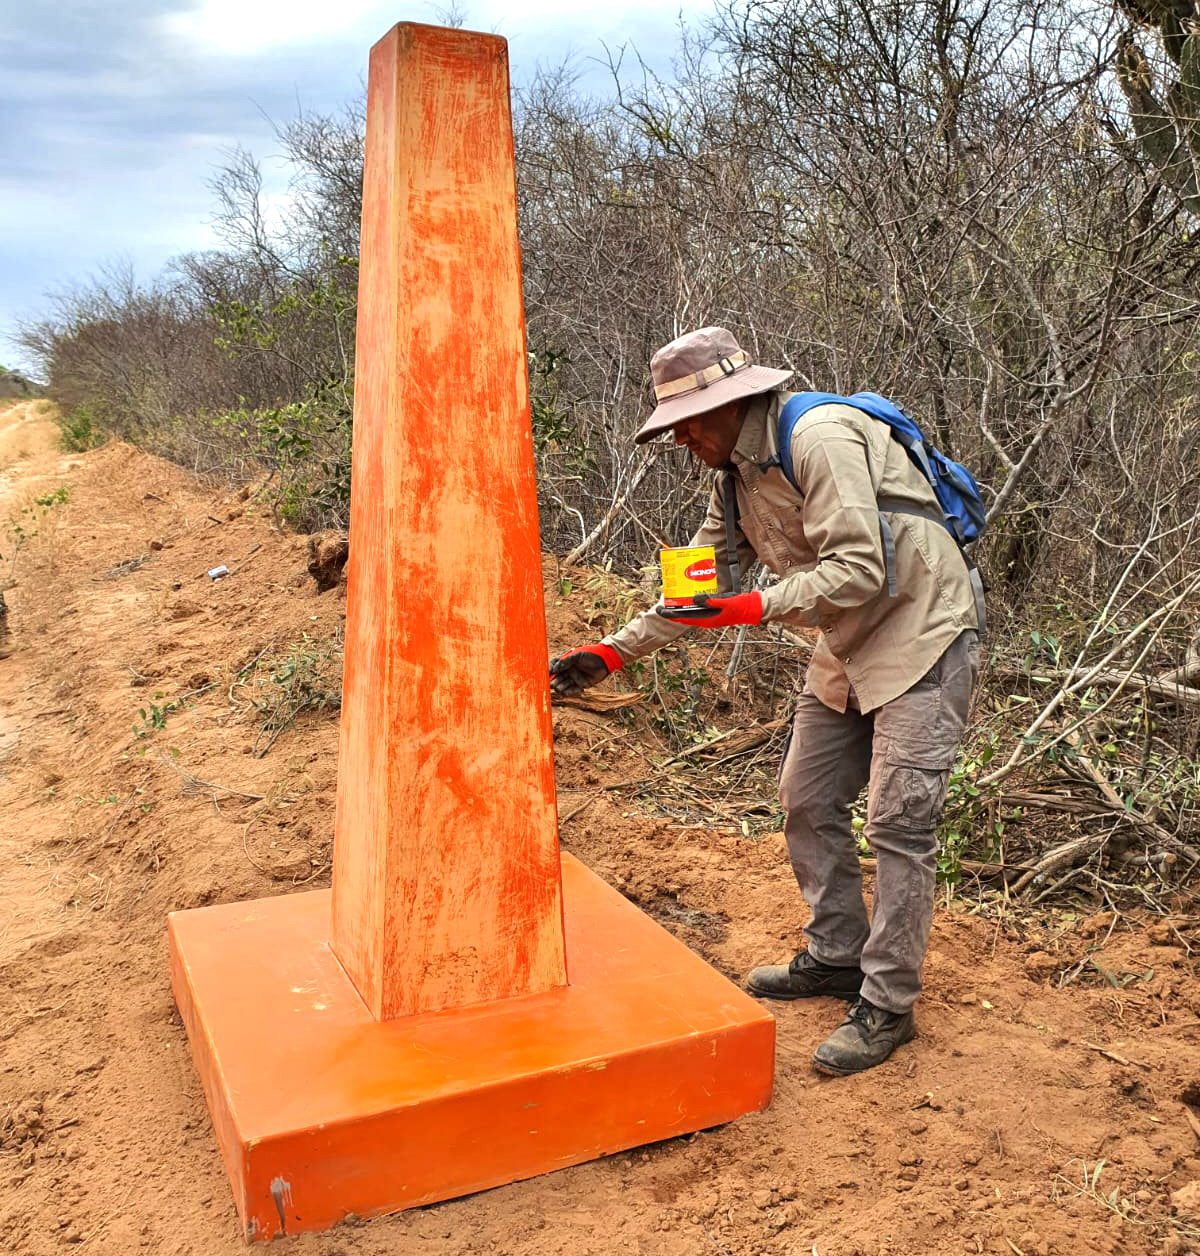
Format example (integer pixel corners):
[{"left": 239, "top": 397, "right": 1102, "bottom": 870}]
[
  {"left": 777, "top": 391, "right": 986, "bottom": 547},
  {"left": 769, "top": 391, "right": 987, "bottom": 627}
]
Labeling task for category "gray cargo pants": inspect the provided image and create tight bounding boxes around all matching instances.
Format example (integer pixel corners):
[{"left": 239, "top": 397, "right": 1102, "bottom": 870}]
[{"left": 778, "top": 630, "right": 979, "bottom": 1013}]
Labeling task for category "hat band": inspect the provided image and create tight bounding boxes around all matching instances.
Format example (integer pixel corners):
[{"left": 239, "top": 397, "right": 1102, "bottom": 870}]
[{"left": 653, "top": 350, "right": 749, "bottom": 401}]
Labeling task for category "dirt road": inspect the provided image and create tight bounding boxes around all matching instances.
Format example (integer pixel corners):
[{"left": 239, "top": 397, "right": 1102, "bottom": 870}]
[
  {"left": 0, "top": 403, "right": 1197, "bottom": 1255},
  {"left": 0, "top": 400, "right": 60, "bottom": 474}
]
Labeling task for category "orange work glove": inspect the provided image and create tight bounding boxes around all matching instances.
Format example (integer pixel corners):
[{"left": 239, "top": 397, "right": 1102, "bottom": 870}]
[{"left": 656, "top": 591, "right": 763, "bottom": 628}]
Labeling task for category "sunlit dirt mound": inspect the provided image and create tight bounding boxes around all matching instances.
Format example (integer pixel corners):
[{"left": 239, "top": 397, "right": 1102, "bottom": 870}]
[{"left": 0, "top": 426, "right": 1198, "bottom": 1255}]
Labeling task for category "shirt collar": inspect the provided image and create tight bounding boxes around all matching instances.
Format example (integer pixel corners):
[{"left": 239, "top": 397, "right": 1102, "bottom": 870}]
[{"left": 732, "top": 389, "right": 786, "bottom": 471}]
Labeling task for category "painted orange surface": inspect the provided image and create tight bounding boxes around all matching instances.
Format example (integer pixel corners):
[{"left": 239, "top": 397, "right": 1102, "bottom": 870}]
[
  {"left": 331, "top": 23, "right": 566, "bottom": 1020},
  {"left": 169, "top": 853, "right": 776, "bottom": 1242},
  {"left": 168, "top": 26, "right": 776, "bottom": 1242}
]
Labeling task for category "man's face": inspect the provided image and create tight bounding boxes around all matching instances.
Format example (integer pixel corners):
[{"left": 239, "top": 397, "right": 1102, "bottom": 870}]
[{"left": 671, "top": 399, "right": 744, "bottom": 469}]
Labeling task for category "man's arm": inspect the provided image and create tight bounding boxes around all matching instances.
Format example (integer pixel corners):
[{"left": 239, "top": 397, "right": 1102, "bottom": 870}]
[{"left": 758, "top": 417, "right": 886, "bottom": 627}]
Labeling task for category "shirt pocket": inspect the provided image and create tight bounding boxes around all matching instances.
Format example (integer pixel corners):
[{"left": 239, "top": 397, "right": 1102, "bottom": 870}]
[{"left": 766, "top": 498, "right": 813, "bottom": 573}]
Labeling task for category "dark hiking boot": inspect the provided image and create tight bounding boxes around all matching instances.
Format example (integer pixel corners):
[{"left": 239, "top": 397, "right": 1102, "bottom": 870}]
[
  {"left": 812, "top": 996, "right": 915, "bottom": 1075},
  {"left": 745, "top": 950, "right": 864, "bottom": 1001}
]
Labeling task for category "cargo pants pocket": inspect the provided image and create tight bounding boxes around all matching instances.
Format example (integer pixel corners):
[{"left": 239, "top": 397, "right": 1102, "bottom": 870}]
[
  {"left": 873, "top": 762, "right": 954, "bottom": 834},
  {"left": 870, "top": 655, "right": 966, "bottom": 835}
]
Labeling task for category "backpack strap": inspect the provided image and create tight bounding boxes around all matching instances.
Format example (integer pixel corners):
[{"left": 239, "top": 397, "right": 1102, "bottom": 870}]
[
  {"left": 780, "top": 395, "right": 902, "bottom": 601},
  {"left": 968, "top": 566, "right": 987, "bottom": 635},
  {"left": 877, "top": 515, "right": 898, "bottom": 599},
  {"left": 722, "top": 469, "right": 742, "bottom": 591},
  {"left": 888, "top": 427, "right": 935, "bottom": 480},
  {"left": 877, "top": 497, "right": 987, "bottom": 632},
  {"left": 888, "top": 431, "right": 973, "bottom": 548},
  {"left": 875, "top": 496, "right": 943, "bottom": 527}
]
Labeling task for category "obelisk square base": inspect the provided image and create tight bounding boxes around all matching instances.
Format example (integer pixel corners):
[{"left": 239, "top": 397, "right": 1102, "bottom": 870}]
[{"left": 168, "top": 853, "right": 776, "bottom": 1241}]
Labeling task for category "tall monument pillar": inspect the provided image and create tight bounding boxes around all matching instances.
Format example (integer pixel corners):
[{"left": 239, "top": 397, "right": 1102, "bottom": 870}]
[
  {"left": 330, "top": 24, "right": 566, "bottom": 1021},
  {"left": 167, "top": 24, "right": 774, "bottom": 1243}
]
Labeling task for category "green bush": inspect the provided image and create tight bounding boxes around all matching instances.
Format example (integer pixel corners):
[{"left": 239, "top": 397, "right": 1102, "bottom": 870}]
[
  {"left": 212, "top": 396, "right": 351, "bottom": 531},
  {"left": 57, "top": 404, "right": 104, "bottom": 452}
]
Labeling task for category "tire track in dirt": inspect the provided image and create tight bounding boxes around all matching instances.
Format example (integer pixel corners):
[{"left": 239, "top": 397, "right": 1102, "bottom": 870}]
[
  {"left": 0, "top": 400, "right": 61, "bottom": 485},
  {"left": 0, "top": 401, "right": 98, "bottom": 979},
  {"left": 0, "top": 401, "right": 87, "bottom": 970}
]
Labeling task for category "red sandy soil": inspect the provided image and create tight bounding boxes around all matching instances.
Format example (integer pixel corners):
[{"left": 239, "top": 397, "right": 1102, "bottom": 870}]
[{"left": 1, "top": 400, "right": 1199, "bottom": 1256}]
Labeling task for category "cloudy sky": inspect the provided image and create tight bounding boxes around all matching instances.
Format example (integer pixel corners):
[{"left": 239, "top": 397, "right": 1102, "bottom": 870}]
[{"left": 0, "top": 0, "right": 709, "bottom": 375}]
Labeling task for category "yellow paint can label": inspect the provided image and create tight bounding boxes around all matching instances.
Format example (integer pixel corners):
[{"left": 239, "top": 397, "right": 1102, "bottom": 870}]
[{"left": 660, "top": 545, "right": 718, "bottom": 606}]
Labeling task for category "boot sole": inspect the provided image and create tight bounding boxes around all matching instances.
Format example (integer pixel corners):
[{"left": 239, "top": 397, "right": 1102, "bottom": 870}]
[
  {"left": 744, "top": 982, "right": 862, "bottom": 1002},
  {"left": 811, "top": 1056, "right": 866, "bottom": 1077}
]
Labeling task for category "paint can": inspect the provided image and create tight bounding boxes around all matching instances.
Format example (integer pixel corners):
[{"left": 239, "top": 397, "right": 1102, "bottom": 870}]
[{"left": 660, "top": 545, "right": 718, "bottom": 606}]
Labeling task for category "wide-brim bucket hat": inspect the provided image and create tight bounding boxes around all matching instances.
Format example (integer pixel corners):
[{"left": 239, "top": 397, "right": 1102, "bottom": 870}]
[{"left": 634, "top": 326, "right": 793, "bottom": 444}]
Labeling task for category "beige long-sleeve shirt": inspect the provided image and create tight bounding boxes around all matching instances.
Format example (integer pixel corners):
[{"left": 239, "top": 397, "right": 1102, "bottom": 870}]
[{"left": 603, "top": 390, "right": 980, "bottom": 713}]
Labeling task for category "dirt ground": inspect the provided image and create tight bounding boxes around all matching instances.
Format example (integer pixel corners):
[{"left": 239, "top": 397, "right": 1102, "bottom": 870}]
[{"left": 1, "top": 398, "right": 1199, "bottom": 1256}]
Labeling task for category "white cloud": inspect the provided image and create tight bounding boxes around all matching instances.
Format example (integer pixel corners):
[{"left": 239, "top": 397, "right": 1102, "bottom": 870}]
[
  {"left": 159, "top": 0, "right": 707, "bottom": 62},
  {"left": 159, "top": 0, "right": 386, "bottom": 56}
]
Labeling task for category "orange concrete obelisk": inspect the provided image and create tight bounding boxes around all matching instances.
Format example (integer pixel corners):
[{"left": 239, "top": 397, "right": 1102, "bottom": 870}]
[
  {"left": 330, "top": 23, "right": 566, "bottom": 1021},
  {"left": 167, "top": 24, "right": 774, "bottom": 1244}
]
